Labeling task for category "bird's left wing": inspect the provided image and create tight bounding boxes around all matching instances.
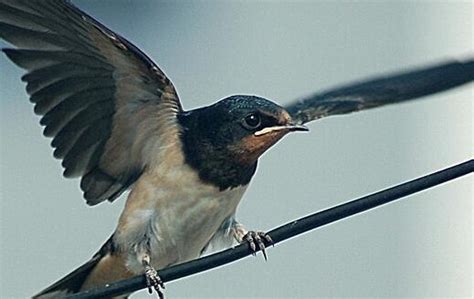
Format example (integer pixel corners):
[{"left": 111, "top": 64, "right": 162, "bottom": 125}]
[
  {"left": 285, "top": 59, "right": 474, "bottom": 124},
  {"left": 0, "top": 0, "right": 183, "bottom": 205}
]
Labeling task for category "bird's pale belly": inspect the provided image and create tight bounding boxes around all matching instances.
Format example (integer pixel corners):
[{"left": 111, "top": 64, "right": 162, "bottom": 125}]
[{"left": 113, "top": 165, "right": 247, "bottom": 274}]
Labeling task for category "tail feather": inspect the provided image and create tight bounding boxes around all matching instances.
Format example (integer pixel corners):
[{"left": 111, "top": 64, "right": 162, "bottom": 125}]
[
  {"left": 33, "top": 256, "right": 102, "bottom": 298},
  {"left": 33, "top": 236, "right": 117, "bottom": 298}
]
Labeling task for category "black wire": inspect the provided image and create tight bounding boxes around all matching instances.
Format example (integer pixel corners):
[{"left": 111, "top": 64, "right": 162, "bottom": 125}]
[{"left": 68, "top": 159, "right": 473, "bottom": 298}]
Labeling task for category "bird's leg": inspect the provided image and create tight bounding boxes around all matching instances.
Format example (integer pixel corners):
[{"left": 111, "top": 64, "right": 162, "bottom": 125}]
[
  {"left": 141, "top": 254, "right": 165, "bottom": 299},
  {"left": 231, "top": 222, "right": 273, "bottom": 260}
]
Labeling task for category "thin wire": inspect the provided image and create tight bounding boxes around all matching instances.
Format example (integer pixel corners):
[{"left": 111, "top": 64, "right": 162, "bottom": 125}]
[{"left": 68, "top": 159, "right": 473, "bottom": 298}]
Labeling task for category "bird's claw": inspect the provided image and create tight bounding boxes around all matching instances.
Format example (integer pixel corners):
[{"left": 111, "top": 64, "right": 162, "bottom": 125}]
[
  {"left": 145, "top": 265, "right": 165, "bottom": 299},
  {"left": 243, "top": 231, "right": 273, "bottom": 260}
]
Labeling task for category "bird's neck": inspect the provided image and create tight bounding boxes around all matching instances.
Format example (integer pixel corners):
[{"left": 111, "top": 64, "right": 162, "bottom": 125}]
[{"left": 178, "top": 111, "right": 257, "bottom": 191}]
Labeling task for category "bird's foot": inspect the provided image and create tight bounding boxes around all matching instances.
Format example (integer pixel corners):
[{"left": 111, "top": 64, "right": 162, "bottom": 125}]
[
  {"left": 242, "top": 231, "right": 273, "bottom": 261},
  {"left": 144, "top": 264, "right": 165, "bottom": 299}
]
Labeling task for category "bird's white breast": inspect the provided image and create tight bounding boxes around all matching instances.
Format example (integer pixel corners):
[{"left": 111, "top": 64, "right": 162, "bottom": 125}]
[{"left": 114, "top": 157, "right": 247, "bottom": 274}]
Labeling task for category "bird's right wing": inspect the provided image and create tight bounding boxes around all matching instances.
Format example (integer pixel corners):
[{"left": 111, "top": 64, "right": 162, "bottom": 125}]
[
  {"left": 0, "top": 0, "right": 183, "bottom": 205},
  {"left": 285, "top": 59, "right": 474, "bottom": 124}
]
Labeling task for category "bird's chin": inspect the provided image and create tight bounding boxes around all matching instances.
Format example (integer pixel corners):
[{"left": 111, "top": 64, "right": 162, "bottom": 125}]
[{"left": 228, "top": 130, "right": 289, "bottom": 165}]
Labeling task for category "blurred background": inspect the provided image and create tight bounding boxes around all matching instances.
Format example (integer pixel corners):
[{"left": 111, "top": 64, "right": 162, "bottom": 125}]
[{"left": 0, "top": 1, "right": 472, "bottom": 298}]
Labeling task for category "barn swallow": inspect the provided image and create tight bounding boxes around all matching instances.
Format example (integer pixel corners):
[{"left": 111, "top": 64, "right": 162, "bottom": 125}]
[{"left": 0, "top": 1, "right": 473, "bottom": 298}]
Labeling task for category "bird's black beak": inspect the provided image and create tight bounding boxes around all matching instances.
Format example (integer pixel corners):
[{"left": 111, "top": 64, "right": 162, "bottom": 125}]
[
  {"left": 254, "top": 123, "right": 309, "bottom": 136},
  {"left": 287, "top": 123, "right": 310, "bottom": 132}
]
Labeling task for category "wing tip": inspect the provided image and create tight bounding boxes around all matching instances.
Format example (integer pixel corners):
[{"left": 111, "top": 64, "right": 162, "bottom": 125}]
[{"left": 2, "top": 47, "right": 15, "bottom": 57}]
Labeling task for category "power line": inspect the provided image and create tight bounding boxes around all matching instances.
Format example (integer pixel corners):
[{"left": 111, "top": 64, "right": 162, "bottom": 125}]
[{"left": 68, "top": 159, "right": 473, "bottom": 298}]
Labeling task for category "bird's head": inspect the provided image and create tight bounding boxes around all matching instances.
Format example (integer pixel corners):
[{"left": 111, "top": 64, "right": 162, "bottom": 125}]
[
  {"left": 207, "top": 95, "right": 308, "bottom": 164},
  {"left": 179, "top": 95, "right": 308, "bottom": 189}
]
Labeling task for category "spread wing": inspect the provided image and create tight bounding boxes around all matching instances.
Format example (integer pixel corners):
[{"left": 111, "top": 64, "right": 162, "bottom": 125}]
[
  {"left": 286, "top": 59, "right": 474, "bottom": 124},
  {"left": 0, "top": 0, "right": 183, "bottom": 205}
]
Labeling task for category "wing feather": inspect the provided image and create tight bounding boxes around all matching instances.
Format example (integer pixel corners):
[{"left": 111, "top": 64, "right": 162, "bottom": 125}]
[
  {"left": 1, "top": 0, "right": 182, "bottom": 205},
  {"left": 286, "top": 59, "right": 474, "bottom": 124},
  {"left": 41, "top": 92, "right": 113, "bottom": 137}
]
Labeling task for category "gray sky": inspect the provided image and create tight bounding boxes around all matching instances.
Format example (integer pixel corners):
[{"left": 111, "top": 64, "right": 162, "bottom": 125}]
[{"left": 0, "top": 1, "right": 472, "bottom": 298}]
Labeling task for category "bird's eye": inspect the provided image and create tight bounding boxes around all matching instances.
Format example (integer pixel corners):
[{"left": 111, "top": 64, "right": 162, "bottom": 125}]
[{"left": 242, "top": 113, "right": 261, "bottom": 130}]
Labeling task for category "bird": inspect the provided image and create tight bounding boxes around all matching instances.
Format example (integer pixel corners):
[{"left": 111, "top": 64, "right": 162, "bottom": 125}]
[{"left": 0, "top": 0, "right": 473, "bottom": 298}]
